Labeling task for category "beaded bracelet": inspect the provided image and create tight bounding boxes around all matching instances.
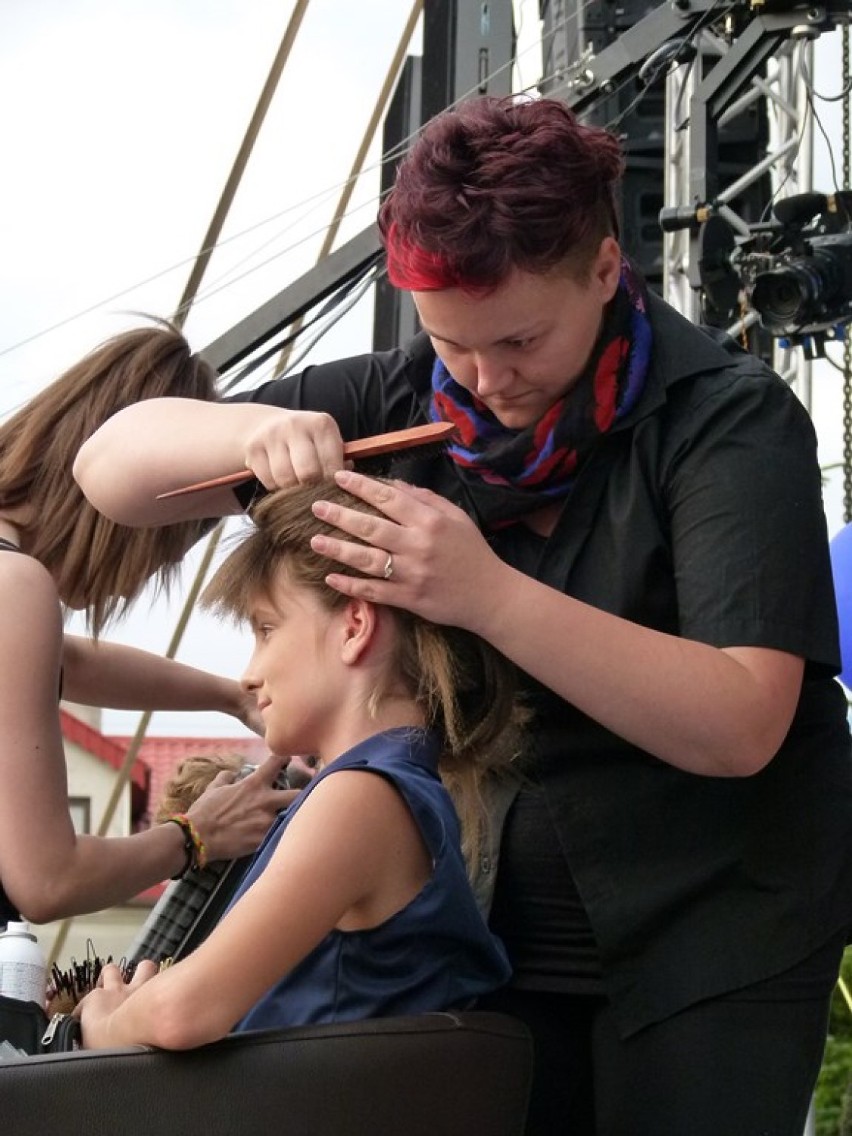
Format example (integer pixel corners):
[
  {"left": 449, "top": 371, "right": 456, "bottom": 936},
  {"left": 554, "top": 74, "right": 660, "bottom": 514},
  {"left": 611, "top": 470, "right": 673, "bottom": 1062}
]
[
  {"left": 167, "top": 816, "right": 193, "bottom": 880},
  {"left": 165, "top": 813, "right": 208, "bottom": 878}
]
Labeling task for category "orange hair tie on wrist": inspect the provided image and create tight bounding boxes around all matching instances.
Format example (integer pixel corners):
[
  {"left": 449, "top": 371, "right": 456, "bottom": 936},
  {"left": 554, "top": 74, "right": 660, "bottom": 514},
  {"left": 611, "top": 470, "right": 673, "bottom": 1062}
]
[{"left": 166, "top": 813, "right": 208, "bottom": 877}]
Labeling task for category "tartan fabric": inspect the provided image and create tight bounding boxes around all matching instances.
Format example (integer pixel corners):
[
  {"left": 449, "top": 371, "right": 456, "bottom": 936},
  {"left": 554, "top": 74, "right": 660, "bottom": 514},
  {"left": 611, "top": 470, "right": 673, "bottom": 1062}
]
[
  {"left": 127, "top": 859, "right": 247, "bottom": 965},
  {"left": 127, "top": 765, "right": 290, "bottom": 965}
]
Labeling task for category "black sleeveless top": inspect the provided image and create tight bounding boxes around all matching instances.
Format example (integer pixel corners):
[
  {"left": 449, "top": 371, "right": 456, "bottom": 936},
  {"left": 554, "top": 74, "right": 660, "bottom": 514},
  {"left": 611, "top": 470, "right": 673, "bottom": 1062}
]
[{"left": 0, "top": 538, "right": 22, "bottom": 927}]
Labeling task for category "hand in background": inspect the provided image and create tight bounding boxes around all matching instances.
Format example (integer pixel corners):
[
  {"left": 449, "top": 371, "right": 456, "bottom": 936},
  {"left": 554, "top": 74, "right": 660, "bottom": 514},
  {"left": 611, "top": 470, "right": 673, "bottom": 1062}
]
[
  {"left": 284, "top": 754, "right": 318, "bottom": 790},
  {"left": 229, "top": 686, "right": 265, "bottom": 736}
]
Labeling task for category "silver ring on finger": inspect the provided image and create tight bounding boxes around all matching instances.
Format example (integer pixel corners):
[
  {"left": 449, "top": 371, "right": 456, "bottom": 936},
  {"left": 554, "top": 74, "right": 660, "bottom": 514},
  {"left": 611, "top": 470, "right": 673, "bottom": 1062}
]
[{"left": 382, "top": 553, "right": 394, "bottom": 580}]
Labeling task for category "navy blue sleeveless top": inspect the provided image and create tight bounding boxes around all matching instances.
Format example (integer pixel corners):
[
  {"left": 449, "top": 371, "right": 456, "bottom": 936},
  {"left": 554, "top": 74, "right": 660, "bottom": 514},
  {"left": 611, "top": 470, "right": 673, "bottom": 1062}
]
[{"left": 232, "top": 728, "right": 510, "bottom": 1031}]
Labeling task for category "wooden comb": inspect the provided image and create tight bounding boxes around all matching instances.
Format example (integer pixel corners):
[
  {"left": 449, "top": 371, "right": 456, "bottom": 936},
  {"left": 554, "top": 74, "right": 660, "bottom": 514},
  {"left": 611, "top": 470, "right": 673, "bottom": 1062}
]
[{"left": 156, "top": 421, "right": 456, "bottom": 499}]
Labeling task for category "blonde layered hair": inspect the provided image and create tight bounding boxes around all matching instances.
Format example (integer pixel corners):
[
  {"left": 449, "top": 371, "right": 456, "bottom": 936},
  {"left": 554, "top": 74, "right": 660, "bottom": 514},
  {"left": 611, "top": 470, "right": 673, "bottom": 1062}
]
[
  {"left": 201, "top": 480, "right": 527, "bottom": 875},
  {"left": 154, "top": 753, "right": 246, "bottom": 823},
  {"left": 0, "top": 322, "right": 216, "bottom": 635}
]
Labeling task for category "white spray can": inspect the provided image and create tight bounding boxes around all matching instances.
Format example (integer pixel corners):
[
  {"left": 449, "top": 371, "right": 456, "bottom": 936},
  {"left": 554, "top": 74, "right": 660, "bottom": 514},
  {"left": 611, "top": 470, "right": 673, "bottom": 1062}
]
[{"left": 0, "top": 920, "right": 47, "bottom": 1004}]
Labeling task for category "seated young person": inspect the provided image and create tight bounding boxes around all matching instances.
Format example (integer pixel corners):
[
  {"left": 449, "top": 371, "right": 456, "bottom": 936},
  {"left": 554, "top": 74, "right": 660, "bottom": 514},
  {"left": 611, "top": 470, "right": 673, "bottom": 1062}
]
[{"left": 77, "top": 480, "right": 524, "bottom": 1048}]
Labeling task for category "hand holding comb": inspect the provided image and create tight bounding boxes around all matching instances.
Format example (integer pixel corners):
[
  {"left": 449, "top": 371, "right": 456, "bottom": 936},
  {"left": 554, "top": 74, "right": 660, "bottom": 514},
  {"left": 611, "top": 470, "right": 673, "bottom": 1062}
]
[{"left": 156, "top": 421, "right": 456, "bottom": 500}]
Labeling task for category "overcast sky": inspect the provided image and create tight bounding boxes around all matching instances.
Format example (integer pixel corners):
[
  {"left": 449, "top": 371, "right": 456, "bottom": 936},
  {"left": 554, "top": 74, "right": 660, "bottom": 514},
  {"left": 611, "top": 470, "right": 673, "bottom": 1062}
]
[
  {"left": 0, "top": 3, "right": 848, "bottom": 738},
  {"left": 0, "top": 0, "right": 429, "bottom": 738}
]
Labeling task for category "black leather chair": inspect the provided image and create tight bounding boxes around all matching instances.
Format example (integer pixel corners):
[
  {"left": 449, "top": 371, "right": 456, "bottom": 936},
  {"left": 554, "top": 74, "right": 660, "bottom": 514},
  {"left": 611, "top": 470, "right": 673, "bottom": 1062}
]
[{"left": 0, "top": 1010, "right": 532, "bottom": 1136}]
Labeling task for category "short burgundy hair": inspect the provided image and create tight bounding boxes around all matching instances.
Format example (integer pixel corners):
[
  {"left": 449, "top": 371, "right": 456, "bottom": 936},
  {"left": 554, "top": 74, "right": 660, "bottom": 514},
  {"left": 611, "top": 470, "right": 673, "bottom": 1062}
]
[{"left": 379, "top": 95, "right": 625, "bottom": 292}]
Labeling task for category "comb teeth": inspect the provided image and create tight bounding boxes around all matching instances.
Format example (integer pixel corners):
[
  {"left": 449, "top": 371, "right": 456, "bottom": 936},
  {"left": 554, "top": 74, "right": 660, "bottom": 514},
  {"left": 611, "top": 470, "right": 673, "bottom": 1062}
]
[{"left": 155, "top": 421, "right": 456, "bottom": 500}]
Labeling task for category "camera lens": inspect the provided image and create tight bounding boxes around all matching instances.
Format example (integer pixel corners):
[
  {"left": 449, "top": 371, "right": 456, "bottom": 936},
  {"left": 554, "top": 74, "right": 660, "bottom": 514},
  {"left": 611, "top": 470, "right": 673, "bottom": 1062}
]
[
  {"left": 750, "top": 244, "right": 848, "bottom": 335},
  {"left": 751, "top": 264, "right": 822, "bottom": 334}
]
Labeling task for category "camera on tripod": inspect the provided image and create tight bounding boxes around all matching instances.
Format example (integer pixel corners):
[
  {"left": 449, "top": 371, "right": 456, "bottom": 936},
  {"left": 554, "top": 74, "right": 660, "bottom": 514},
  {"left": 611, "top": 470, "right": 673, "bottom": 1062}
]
[{"left": 661, "top": 191, "right": 852, "bottom": 357}]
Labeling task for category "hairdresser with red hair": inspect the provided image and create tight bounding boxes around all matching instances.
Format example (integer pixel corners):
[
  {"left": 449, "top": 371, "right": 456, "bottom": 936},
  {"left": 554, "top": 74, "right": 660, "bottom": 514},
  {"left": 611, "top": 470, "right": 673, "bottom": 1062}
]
[{"left": 75, "top": 96, "right": 852, "bottom": 1135}]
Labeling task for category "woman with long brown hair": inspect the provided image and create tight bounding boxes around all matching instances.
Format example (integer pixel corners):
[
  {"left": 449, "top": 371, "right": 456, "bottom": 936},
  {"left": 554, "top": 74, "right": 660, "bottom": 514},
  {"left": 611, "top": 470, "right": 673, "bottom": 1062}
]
[{"left": 0, "top": 323, "right": 289, "bottom": 927}]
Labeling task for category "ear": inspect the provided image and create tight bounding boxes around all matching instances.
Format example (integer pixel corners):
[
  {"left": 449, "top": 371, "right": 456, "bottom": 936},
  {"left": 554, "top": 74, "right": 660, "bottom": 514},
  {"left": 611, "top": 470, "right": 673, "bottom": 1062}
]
[
  {"left": 338, "top": 598, "right": 379, "bottom": 665},
  {"left": 595, "top": 236, "right": 622, "bottom": 302}
]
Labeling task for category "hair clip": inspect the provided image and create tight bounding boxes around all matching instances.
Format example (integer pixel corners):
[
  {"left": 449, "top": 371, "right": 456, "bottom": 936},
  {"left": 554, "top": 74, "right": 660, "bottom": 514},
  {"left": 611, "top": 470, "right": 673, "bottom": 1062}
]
[{"left": 156, "top": 421, "right": 456, "bottom": 499}]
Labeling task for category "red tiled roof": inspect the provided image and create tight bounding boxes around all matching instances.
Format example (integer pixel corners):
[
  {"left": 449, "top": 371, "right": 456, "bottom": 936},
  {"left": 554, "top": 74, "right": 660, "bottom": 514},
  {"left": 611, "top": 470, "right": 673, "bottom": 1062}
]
[{"left": 60, "top": 708, "right": 148, "bottom": 790}]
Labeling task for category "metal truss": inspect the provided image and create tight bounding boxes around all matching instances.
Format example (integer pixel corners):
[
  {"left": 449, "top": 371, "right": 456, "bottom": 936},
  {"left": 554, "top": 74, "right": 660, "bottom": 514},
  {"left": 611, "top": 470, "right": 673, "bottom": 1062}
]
[
  {"left": 201, "top": 1, "right": 851, "bottom": 402},
  {"left": 200, "top": 223, "right": 384, "bottom": 377},
  {"left": 662, "top": 23, "right": 818, "bottom": 399},
  {"left": 552, "top": 1, "right": 851, "bottom": 405}
]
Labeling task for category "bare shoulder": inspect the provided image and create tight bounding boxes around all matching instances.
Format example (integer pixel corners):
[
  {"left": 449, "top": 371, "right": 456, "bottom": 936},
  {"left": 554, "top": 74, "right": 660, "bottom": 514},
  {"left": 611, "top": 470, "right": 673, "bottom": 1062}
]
[
  {"left": 271, "top": 765, "right": 431, "bottom": 926},
  {"left": 292, "top": 767, "right": 414, "bottom": 825},
  {"left": 0, "top": 553, "right": 62, "bottom": 644},
  {"left": 0, "top": 547, "right": 53, "bottom": 588},
  {"left": 282, "top": 767, "right": 425, "bottom": 868}
]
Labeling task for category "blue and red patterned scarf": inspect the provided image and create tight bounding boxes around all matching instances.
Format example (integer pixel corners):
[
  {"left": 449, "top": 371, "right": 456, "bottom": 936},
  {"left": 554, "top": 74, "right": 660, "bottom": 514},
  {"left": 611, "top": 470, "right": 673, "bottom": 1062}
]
[{"left": 429, "top": 258, "right": 652, "bottom": 528}]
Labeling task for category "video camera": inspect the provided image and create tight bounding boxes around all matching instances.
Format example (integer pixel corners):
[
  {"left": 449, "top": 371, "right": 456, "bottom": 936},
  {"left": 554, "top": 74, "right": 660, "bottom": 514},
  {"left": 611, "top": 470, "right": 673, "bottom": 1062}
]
[{"left": 662, "top": 191, "right": 852, "bottom": 358}]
